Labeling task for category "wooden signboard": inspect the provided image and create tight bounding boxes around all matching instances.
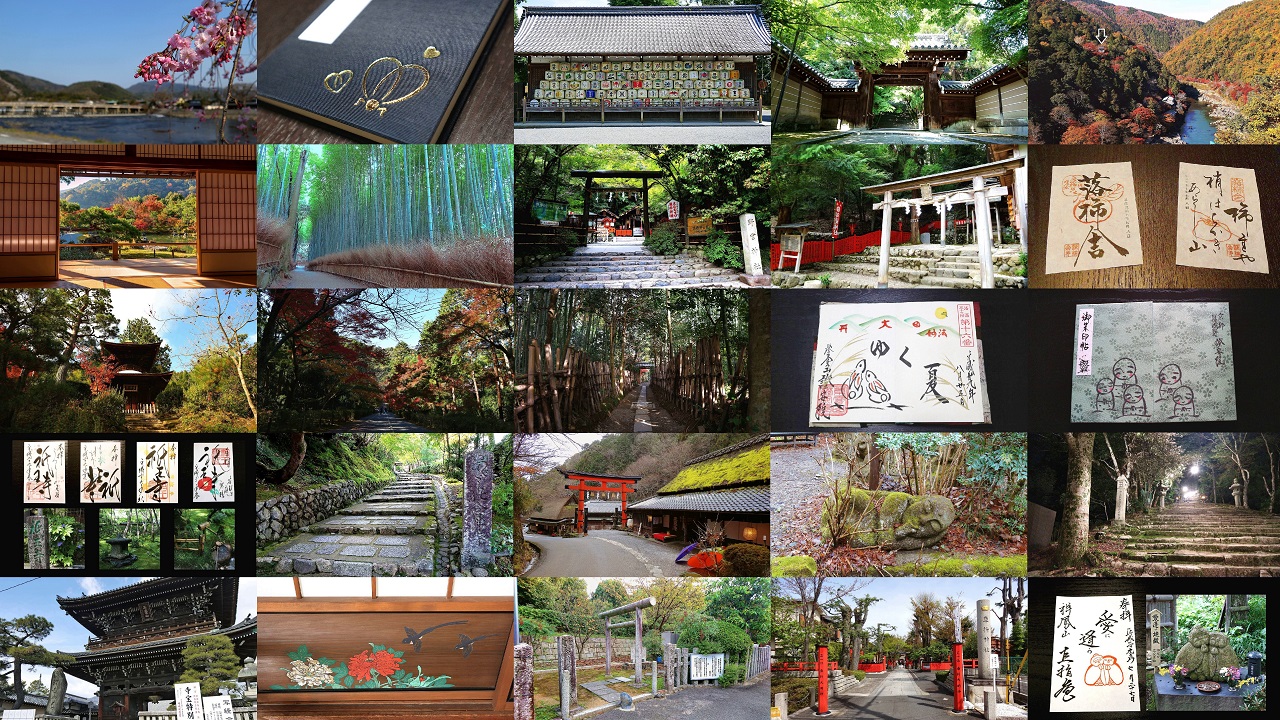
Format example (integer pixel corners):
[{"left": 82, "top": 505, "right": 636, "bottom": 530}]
[{"left": 686, "top": 216, "right": 713, "bottom": 237}]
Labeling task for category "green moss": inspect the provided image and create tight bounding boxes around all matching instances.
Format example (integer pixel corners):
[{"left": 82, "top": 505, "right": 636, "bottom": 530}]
[
  {"left": 772, "top": 555, "right": 817, "bottom": 577},
  {"left": 657, "top": 444, "right": 769, "bottom": 494},
  {"left": 884, "top": 555, "right": 1027, "bottom": 577}
]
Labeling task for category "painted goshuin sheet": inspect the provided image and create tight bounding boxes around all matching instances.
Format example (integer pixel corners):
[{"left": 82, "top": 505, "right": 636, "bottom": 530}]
[
  {"left": 1046, "top": 162, "right": 1142, "bottom": 274},
  {"left": 23, "top": 441, "right": 66, "bottom": 504},
  {"left": 1051, "top": 596, "right": 1139, "bottom": 713},
  {"left": 1176, "top": 163, "right": 1269, "bottom": 273},
  {"left": 1070, "top": 303, "right": 1236, "bottom": 422},
  {"left": 809, "top": 302, "right": 987, "bottom": 425},
  {"left": 80, "top": 441, "right": 122, "bottom": 503},
  {"left": 193, "top": 442, "right": 235, "bottom": 502},
  {"left": 136, "top": 441, "right": 179, "bottom": 503}
]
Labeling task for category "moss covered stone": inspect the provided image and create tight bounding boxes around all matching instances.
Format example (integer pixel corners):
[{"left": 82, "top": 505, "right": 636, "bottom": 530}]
[
  {"left": 657, "top": 444, "right": 769, "bottom": 494},
  {"left": 1173, "top": 627, "right": 1242, "bottom": 681},
  {"left": 821, "top": 489, "right": 956, "bottom": 549},
  {"left": 772, "top": 555, "right": 817, "bottom": 577},
  {"left": 884, "top": 554, "right": 1027, "bottom": 577}
]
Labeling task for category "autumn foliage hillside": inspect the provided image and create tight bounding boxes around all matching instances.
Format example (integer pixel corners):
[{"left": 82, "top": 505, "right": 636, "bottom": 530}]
[
  {"left": 1030, "top": 0, "right": 1183, "bottom": 143},
  {"left": 1066, "top": 0, "right": 1203, "bottom": 55},
  {"left": 1163, "top": 0, "right": 1280, "bottom": 85}
]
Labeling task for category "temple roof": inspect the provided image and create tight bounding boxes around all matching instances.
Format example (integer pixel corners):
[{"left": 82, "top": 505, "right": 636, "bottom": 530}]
[
  {"left": 101, "top": 340, "right": 162, "bottom": 373},
  {"left": 515, "top": 5, "right": 772, "bottom": 56},
  {"left": 58, "top": 577, "right": 239, "bottom": 635},
  {"left": 64, "top": 616, "right": 257, "bottom": 681}
]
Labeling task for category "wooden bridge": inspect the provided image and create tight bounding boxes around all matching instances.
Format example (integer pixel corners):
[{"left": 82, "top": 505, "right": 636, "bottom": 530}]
[{"left": 0, "top": 101, "right": 148, "bottom": 116}]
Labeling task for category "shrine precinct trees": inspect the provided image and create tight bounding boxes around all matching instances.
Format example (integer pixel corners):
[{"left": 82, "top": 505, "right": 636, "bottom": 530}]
[
  {"left": 1, "top": 615, "right": 75, "bottom": 710},
  {"left": 1057, "top": 432, "right": 1095, "bottom": 567}
]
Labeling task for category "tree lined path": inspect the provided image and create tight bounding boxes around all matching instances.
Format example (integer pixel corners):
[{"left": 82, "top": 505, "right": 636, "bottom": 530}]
[
  {"left": 790, "top": 667, "right": 954, "bottom": 719},
  {"left": 596, "top": 382, "right": 684, "bottom": 433},
  {"left": 524, "top": 530, "right": 683, "bottom": 577},
  {"left": 1112, "top": 500, "right": 1280, "bottom": 577},
  {"left": 266, "top": 472, "right": 446, "bottom": 576},
  {"left": 270, "top": 266, "right": 375, "bottom": 289},
  {"left": 334, "top": 408, "right": 429, "bottom": 432}
]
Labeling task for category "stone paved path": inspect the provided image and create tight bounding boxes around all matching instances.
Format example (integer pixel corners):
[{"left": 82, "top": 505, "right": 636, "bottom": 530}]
[
  {"left": 1111, "top": 500, "right": 1280, "bottom": 576},
  {"left": 790, "top": 667, "right": 952, "bottom": 719},
  {"left": 269, "top": 472, "right": 448, "bottom": 576},
  {"left": 516, "top": 243, "right": 746, "bottom": 289},
  {"left": 597, "top": 383, "right": 686, "bottom": 433}
]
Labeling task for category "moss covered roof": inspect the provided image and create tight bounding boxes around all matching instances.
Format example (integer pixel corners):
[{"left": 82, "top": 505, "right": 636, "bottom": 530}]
[{"left": 656, "top": 442, "right": 769, "bottom": 495}]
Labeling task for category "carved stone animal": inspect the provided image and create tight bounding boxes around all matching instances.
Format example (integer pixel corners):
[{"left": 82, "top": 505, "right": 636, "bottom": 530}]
[
  {"left": 821, "top": 489, "right": 956, "bottom": 549},
  {"left": 1173, "top": 627, "right": 1242, "bottom": 681}
]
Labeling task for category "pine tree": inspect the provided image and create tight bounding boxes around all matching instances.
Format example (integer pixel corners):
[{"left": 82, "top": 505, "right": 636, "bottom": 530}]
[{"left": 179, "top": 634, "right": 242, "bottom": 696}]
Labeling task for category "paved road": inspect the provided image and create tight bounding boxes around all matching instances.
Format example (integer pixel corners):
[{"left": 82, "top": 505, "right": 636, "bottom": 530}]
[
  {"left": 593, "top": 681, "right": 769, "bottom": 720},
  {"left": 269, "top": 266, "right": 374, "bottom": 288},
  {"left": 790, "top": 668, "right": 953, "bottom": 719},
  {"left": 516, "top": 122, "right": 771, "bottom": 145},
  {"left": 524, "top": 529, "right": 684, "bottom": 577},
  {"left": 333, "top": 410, "right": 428, "bottom": 432}
]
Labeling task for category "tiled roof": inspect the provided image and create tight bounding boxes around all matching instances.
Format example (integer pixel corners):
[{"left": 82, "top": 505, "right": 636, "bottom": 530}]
[
  {"left": 631, "top": 487, "right": 770, "bottom": 514},
  {"left": 773, "top": 39, "right": 861, "bottom": 92},
  {"left": 585, "top": 499, "right": 623, "bottom": 514},
  {"left": 515, "top": 5, "right": 772, "bottom": 56},
  {"left": 938, "top": 64, "right": 1025, "bottom": 94}
]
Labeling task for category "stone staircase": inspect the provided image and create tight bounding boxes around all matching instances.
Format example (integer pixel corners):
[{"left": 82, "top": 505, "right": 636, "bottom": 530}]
[
  {"left": 1111, "top": 502, "right": 1280, "bottom": 577},
  {"left": 773, "top": 245, "right": 1026, "bottom": 289},
  {"left": 516, "top": 244, "right": 745, "bottom": 288},
  {"left": 261, "top": 473, "right": 447, "bottom": 576}
]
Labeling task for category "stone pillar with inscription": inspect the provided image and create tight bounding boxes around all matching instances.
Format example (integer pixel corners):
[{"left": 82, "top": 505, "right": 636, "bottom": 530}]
[
  {"left": 27, "top": 509, "right": 50, "bottom": 570},
  {"left": 48, "top": 668, "right": 67, "bottom": 716},
  {"left": 557, "top": 635, "right": 577, "bottom": 719},
  {"left": 514, "top": 643, "right": 534, "bottom": 720},
  {"left": 977, "top": 599, "right": 994, "bottom": 680},
  {"left": 737, "top": 213, "right": 769, "bottom": 286},
  {"left": 1148, "top": 608, "right": 1162, "bottom": 668},
  {"left": 462, "top": 448, "right": 494, "bottom": 570},
  {"left": 665, "top": 643, "right": 678, "bottom": 692}
]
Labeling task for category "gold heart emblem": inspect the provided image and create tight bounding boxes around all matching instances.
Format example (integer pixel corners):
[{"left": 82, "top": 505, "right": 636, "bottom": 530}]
[
  {"left": 355, "top": 57, "right": 430, "bottom": 116},
  {"left": 423, "top": 46, "right": 441, "bottom": 59},
  {"left": 323, "top": 70, "right": 353, "bottom": 93}
]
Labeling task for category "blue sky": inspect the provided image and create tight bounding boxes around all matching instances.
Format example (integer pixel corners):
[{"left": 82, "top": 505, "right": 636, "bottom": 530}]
[
  {"left": 0, "top": 577, "right": 256, "bottom": 699},
  {"left": 370, "top": 289, "right": 444, "bottom": 348},
  {"left": 110, "top": 289, "right": 255, "bottom": 372},
  {"left": 1104, "top": 0, "right": 1247, "bottom": 23},
  {"left": 0, "top": 0, "right": 257, "bottom": 89}
]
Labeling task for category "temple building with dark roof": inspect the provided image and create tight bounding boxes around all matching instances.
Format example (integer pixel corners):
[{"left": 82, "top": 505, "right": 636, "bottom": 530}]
[
  {"left": 101, "top": 340, "right": 172, "bottom": 413},
  {"left": 58, "top": 578, "right": 256, "bottom": 720}
]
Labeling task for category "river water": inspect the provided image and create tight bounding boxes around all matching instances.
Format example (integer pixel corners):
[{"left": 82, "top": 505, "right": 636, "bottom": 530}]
[
  {"left": 0, "top": 115, "right": 252, "bottom": 144},
  {"left": 1180, "top": 101, "right": 1217, "bottom": 144}
]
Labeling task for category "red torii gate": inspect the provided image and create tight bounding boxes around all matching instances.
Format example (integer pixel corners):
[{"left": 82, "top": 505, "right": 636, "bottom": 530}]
[{"left": 563, "top": 470, "right": 640, "bottom": 533}]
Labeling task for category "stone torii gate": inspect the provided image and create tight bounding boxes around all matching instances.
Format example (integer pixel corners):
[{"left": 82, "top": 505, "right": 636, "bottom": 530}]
[
  {"left": 599, "top": 596, "right": 656, "bottom": 684},
  {"left": 862, "top": 154, "right": 1027, "bottom": 289},
  {"left": 563, "top": 470, "right": 640, "bottom": 533}
]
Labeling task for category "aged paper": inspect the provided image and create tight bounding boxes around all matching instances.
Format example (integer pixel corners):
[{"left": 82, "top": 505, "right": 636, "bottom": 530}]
[
  {"left": 809, "top": 301, "right": 987, "bottom": 425},
  {"left": 80, "top": 440, "right": 122, "bottom": 503},
  {"left": 1070, "top": 302, "right": 1236, "bottom": 422},
  {"left": 193, "top": 442, "right": 235, "bottom": 502},
  {"left": 1046, "top": 162, "right": 1143, "bottom": 274},
  {"left": 1051, "top": 596, "right": 1140, "bottom": 713},
  {"left": 23, "top": 441, "right": 66, "bottom": 504},
  {"left": 136, "top": 441, "right": 179, "bottom": 503},
  {"left": 1176, "top": 163, "right": 1268, "bottom": 273}
]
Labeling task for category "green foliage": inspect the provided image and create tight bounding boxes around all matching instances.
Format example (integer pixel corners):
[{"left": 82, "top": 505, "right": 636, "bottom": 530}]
[
  {"left": 675, "top": 618, "right": 751, "bottom": 658},
  {"left": 174, "top": 509, "right": 235, "bottom": 570},
  {"left": 771, "top": 676, "right": 816, "bottom": 712},
  {"left": 99, "top": 508, "right": 161, "bottom": 569},
  {"left": 256, "top": 433, "right": 394, "bottom": 496},
  {"left": 721, "top": 544, "right": 770, "bottom": 577},
  {"left": 180, "top": 634, "right": 242, "bottom": 695},
  {"left": 154, "top": 380, "right": 186, "bottom": 416},
  {"left": 1175, "top": 595, "right": 1268, "bottom": 665},
  {"left": 644, "top": 224, "right": 682, "bottom": 255},
  {"left": 936, "top": 670, "right": 950, "bottom": 682},
  {"left": 772, "top": 555, "right": 817, "bottom": 577},
  {"left": 716, "top": 663, "right": 745, "bottom": 687},
  {"left": 705, "top": 578, "right": 771, "bottom": 644},
  {"left": 819, "top": 274, "right": 832, "bottom": 289},
  {"left": 852, "top": 670, "right": 867, "bottom": 681},
  {"left": 883, "top": 554, "right": 1027, "bottom": 576},
  {"left": 702, "top": 228, "right": 744, "bottom": 270}
]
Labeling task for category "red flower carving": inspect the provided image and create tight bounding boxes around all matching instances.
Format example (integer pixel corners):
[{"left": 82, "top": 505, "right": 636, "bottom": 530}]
[
  {"left": 348, "top": 649, "right": 403, "bottom": 683},
  {"left": 197, "top": 476, "right": 214, "bottom": 492}
]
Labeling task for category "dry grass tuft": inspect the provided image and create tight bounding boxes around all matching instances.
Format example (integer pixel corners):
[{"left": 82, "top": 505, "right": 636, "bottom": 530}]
[
  {"left": 306, "top": 237, "right": 514, "bottom": 287},
  {"left": 257, "top": 215, "right": 294, "bottom": 286}
]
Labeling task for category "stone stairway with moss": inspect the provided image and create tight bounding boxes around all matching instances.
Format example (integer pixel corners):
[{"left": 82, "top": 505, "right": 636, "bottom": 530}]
[
  {"left": 516, "top": 243, "right": 745, "bottom": 288},
  {"left": 773, "top": 244, "right": 1026, "bottom": 289},
  {"left": 1111, "top": 501, "right": 1280, "bottom": 577},
  {"left": 259, "top": 472, "right": 453, "bottom": 576}
]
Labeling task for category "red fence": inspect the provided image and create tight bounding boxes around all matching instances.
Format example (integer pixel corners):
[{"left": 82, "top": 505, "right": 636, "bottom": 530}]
[
  {"left": 770, "top": 229, "right": 914, "bottom": 270},
  {"left": 857, "top": 663, "right": 887, "bottom": 673},
  {"left": 927, "top": 659, "right": 979, "bottom": 671}
]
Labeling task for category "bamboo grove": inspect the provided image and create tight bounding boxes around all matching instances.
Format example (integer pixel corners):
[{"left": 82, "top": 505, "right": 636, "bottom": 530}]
[
  {"left": 514, "top": 289, "right": 760, "bottom": 432},
  {"left": 257, "top": 144, "right": 514, "bottom": 258}
]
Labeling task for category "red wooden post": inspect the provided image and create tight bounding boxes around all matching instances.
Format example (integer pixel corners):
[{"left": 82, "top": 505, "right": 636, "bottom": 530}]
[
  {"left": 952, "top": 641, "right": 965, "bottom": 713},
  {"left": 816, "top": 645, "right": 831, "bottom": 716}
]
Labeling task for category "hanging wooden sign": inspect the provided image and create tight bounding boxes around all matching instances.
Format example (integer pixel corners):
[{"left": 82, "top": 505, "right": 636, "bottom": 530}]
[{"left": 686, "top": 216, "right": 713, "bottom": 236}]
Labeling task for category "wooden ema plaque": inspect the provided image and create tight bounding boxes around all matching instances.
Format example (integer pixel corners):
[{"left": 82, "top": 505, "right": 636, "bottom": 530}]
[{"left": 258, "top": 597, "right": 515, "bottom": 714}]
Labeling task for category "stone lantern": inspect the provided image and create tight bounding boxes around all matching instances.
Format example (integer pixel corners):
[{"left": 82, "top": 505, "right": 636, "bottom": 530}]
[
  {"left": 1230, "top": 478, "right": 1244, "bottom": 507},
  {"left": 238, "top": 656, "right": 258, "bottom": 702}
]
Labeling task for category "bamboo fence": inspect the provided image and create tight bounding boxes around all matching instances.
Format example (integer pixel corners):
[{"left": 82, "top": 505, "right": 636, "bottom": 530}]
[{"left": 515, "top": 339, "right": 636, "bottom": 432}]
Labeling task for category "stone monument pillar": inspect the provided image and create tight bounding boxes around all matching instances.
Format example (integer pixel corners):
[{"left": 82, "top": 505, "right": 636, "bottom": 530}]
[
  {"left": 1114, "top": 474, "right": 1128, "bottom": 527},
  {"left": 1148, "top": 608, "right": 1162, "bottom": 668},
  {"left": 976, "top": 600, "right": 994, "bottom": 680},
  {"left": 48, "top": 668, "right": 67, "bottom": 716},
  {"left": 514, "top": 643, "right": 534, "bottom": 720},
  {"left": 462, "top": 448, "right": 494, "bottom": 570},
  {"left": 27, "top": 509, "right": 50, "bottom": 570},
  {"left": 737, "top": 213, "right": 769, "bottom": 286},
  {"left": 557, "top": 635, "right": 577, "bottom": 719}
]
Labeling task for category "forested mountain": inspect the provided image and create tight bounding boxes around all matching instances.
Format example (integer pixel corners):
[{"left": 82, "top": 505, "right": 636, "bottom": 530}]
[
  {"left": 0, "top": 71, "right": 134, "bottom": 102},
  {"left": 0, "top": 70, "right": 65, "bottom": 98},
  {"left": 1163, "top": 0, "right": 1280, "bottom": 83},
  {"left": 1066, "top": 0, "right": 1203, "bottom": 55},
  {"left": 1029, "top": 0, "right": 1182, "bottom": 143},
  {"left": 63, "top": 178, "right": 195, "bottom": 208}
]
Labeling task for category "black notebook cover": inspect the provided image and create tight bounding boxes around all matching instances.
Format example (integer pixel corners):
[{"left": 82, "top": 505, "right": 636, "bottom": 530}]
[{"left": 259, "top": 0, "right": 504, "bottom": 143}]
